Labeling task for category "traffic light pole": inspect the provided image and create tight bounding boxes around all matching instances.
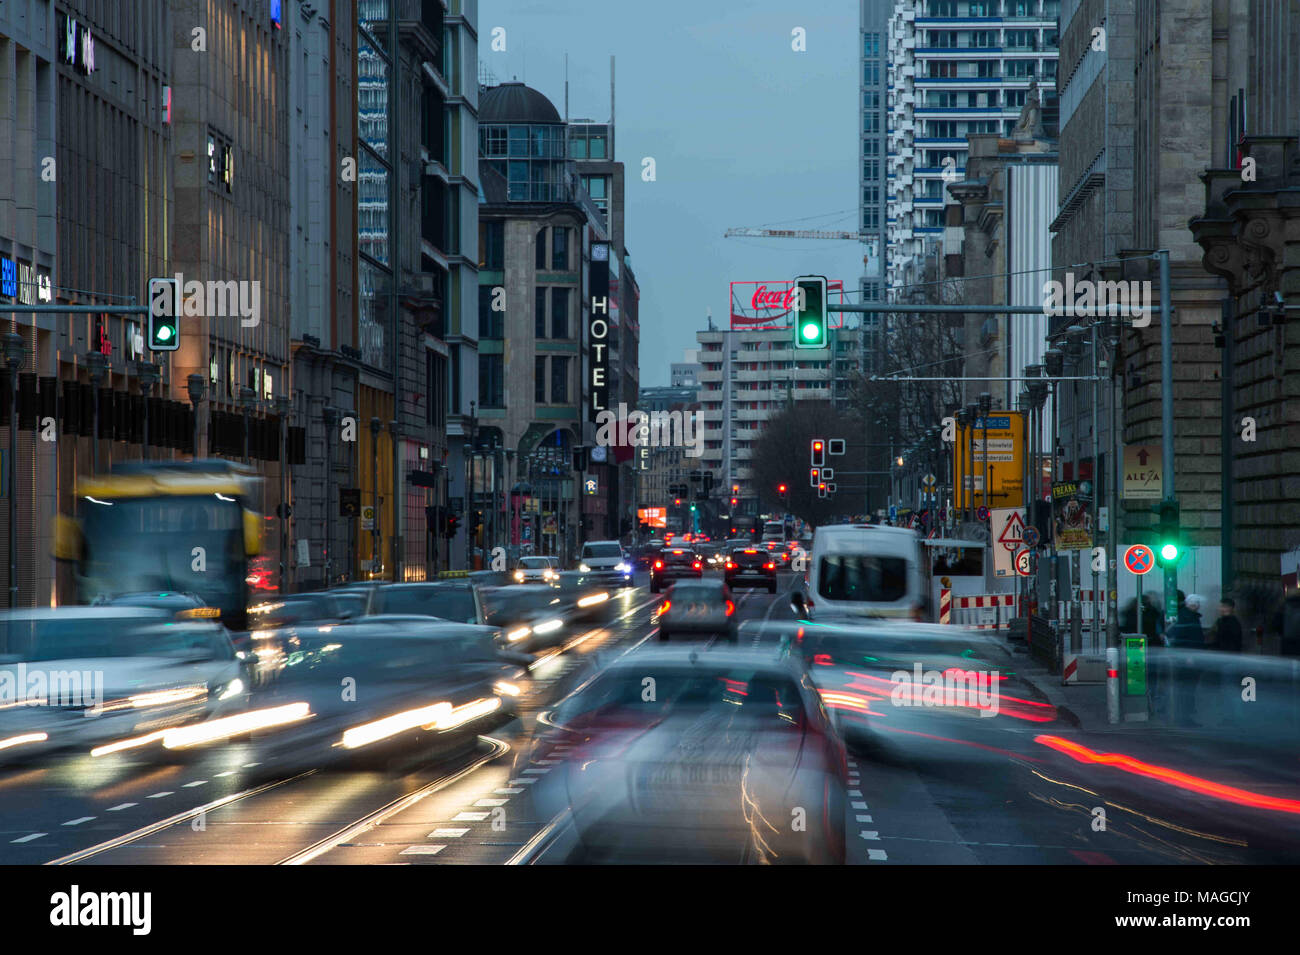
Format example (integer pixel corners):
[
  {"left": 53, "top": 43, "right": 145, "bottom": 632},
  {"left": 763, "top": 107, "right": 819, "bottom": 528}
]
[{"left": 1158, "top": 250, "right": 1178, "bottom": 626}]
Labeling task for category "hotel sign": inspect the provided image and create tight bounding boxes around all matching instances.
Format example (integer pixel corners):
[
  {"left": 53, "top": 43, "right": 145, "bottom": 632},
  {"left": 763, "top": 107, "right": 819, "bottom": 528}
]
[
  {"left": 588, "top": 241, "right": 611, "bottom": 424},
  {"left": 60, "top": 14, "right": 96, "bottom": 75}
]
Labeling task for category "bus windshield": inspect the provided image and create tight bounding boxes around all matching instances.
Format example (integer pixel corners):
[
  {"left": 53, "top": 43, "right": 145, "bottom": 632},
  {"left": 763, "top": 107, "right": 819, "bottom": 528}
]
[{"left": 78, "top": 494, "right": 246, "bottom": 610}]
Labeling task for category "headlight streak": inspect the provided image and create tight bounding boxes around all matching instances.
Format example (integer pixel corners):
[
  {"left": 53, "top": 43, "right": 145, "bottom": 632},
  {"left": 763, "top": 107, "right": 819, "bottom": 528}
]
[
  {"left": 162, "top": 702, "right": 312, "bottom": 749},
  {"left": 577, "top": 592, "right": 610, "bottom": 608},
  {"left": 506, "top": 626, "right": 532, "bottom": 643},
  {"left": 533, "top": 618, "right": 563, "bottom": 635},
  {"left": 0, "top": 732, "right": 48, "bottom": 751},
  {"left": 339, "top": 697, "right": 502, "bottom": 749}
]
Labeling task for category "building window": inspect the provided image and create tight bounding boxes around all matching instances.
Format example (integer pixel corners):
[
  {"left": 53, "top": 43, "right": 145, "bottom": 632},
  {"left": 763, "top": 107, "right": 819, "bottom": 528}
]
[
  {"left": 588, "top": 136, "right": 606, "bottom": 159},
  {"left": 535, "top": 287, "right": 547, "bottom": 338},
  {"left": 535, "top": 228, "right": 546, "bottom": 269},
  {"left": 535, "top": 356, "right": 546, "bottom": 402},
  {"left": 551, "top": 226, "right": 569, "bottom": 270},
  {"left": 551, "top": 287, "right": 569, "bottom": 339},
  {"left": 550, "top": 356, "right": 569, "bottom": 404},
  {"left": 478, "top": 286, "right": 503, "bottom": 338},
  {"left": 478, "top": 354, "right": 504, "bottom": 408},
  {"left": 478, "top": 221, "right": 504, "bottom": 269},
  {"left": 427, "top": 351, "right": 447, "bottom": 428},
  {"left": 450, "top": 344, "right": 461, "bottom": 414}
]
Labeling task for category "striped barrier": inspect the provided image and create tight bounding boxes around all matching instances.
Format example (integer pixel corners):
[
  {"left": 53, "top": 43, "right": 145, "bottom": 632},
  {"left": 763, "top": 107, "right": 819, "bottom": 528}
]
[
  {"left": 939, "top": 588, "right": 952, "bottom": 625},
  {"left": 1058, "top": 590, "right": 1109, "bottom": 623},
  {"left": 950, "top": 593, "right": 1017, "bottom": 630}
]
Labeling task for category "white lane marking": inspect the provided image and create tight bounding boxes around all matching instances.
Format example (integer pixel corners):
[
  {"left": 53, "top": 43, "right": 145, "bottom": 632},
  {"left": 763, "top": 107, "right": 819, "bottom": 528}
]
[
  {"left": 859, "top": 830, "right": 880, "bottom": 840},
  {"left": 106, "top": 803, "right": 137, "bottom": 812},
  {"left": 856, "top": 814, "right": 873, "bottom": 823},
  {"left": 453, "top": 811, "right": 490, "bottom": 822},
  {"left": 147, "top": 791, "right": 173, "bottom": 799},
  {"left": 242, "top": 762, "right": 260, "bottom": 767},
  {"left": 400, "top": 844, "right": 445, "bottom": 855},
  {"left": 849, "top": 789, "right": 862, "bottom": 797},
  {"left": 495, "top": 788, "right": 524, "bottom": 795},
  {"left": 215, "top": 771, "right": 237, "bottom": 778},
  {"left": 523, "top": 768, "right": 550, "bottom": 775},
  {"left": 430, "top": 828, "right": 470, "bottom": 838},
  {"left": 509, "top": 778, "right": 538, "bottom": 785},
  {"left": 11, "top": 832, "right": 46, "bottom": 843},
  {"left": 867, "top": 848, "right": 888, "bottom": 861},
  {"left": 536, "top": 759, "right": 558, "bottom": 765},
  {"left": 851, "top": 801, "right": 868, "bottom": 810},
  {"left": 183, "top": 780, "right": 207, "bottom": 788},
  {"left": 474, "top": 798, "right": 508, "bottom": 807},
  {"left": 62, "top": 817, "right": 95, "bottom": 827}
]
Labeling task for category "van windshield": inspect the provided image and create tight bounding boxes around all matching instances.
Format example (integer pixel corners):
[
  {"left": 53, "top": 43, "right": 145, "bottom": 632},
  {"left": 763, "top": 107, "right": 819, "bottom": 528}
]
[{"left": 817, "top": 555, "right": 908, "bottom": 603}]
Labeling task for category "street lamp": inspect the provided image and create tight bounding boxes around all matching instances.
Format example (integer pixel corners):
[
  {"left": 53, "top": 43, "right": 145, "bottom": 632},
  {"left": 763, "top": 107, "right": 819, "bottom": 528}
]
[
  {"left": 276, "top": 395, "right": 293, "bottom": 593},
  {"left": 239, "top": 386, "right": 257, "bottom": 463},
  {"left": 136, "top": 361, "right": 160, "bottom": 459},
  {"left": 187, "top": 374, "right": 205, "bottom": 459},
  {"left": 85, "top": 351, "right": 109, "bottom": 473},
  {"left": 5, "top": 333, "right": 29, "bottom": 609}
]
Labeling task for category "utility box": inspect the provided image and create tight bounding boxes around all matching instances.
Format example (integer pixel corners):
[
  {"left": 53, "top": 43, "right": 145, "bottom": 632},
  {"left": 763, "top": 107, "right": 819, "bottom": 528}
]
[{"left": 1120, "top": 632, "right": 1149, "bottom": 721}]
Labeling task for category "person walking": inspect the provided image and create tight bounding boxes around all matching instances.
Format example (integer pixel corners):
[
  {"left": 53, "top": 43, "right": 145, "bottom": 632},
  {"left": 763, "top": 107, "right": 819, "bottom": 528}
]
[
  {"left": 1207, "top": 597, "right": 1244, "bottom": 726},
  {"left": 1164, "top": 593, "right": 1205, "bottom": 726}
]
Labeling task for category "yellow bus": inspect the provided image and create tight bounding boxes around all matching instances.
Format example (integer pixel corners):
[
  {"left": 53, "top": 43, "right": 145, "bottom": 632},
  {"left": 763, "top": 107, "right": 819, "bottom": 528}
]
[{"left": 53, "top": 460, "right": 264, "bottom": 631}]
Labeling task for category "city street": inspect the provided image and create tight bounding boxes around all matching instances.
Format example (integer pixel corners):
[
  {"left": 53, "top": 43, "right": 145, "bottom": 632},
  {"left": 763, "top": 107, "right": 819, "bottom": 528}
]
[{"left": 3, "top": 573, "right": 1296, "bottom": 867}]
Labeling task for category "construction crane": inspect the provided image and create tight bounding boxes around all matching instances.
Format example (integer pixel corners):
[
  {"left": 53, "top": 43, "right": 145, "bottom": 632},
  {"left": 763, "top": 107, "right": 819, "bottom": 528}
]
[{"left": 725, "top": 227, "right": 869, "bottom": 240}]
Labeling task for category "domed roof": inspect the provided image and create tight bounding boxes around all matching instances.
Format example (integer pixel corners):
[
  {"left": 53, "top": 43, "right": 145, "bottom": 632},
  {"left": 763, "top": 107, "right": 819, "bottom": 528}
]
[{"left": 480, "top": 82, "right": 562, "bottom": 125}]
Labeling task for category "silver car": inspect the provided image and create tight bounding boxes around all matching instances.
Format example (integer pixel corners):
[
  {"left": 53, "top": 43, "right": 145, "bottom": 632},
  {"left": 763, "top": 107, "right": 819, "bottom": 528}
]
[{"left": 657, "top": 579, "right": 737, "bottom": 642}]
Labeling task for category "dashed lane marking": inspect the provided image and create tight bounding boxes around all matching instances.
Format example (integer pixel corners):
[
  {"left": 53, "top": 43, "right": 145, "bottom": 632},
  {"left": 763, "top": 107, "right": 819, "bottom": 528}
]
[
  {"left": 867, "top": 849, "right": 888, "bottom": 861},
  {"left": 106, "top": 803, "right": 137, "bottom": 812},
  {"left": 453, "top": 811, "right": 490, "bottom": 822},
  {"left": 11, "top": 833, "right": 46, "bottom": 843},
  {"left": 856, "top": 814, "right": 873, "bottom": 823},
  {"left": 495, "top": 788, "right": 524, "bottom": 795},
  {"left": 509, "top": 778, "right": 539, "bottom": 785},
  {"left": 400, "top": 845, "right": 445, "bottom": 856},
  {"left": 474, "top": 798, "right": 508, "bottom": 807},
  {"left": 860, "top": 831, "right": 880, "bottom": 840},
  {"left": 430, "top": 828, "right": 470, "bottom": 838},
  {"left": 62, "top": 817, "right": 95, "bottom": 827},
  {"left": 147, "top": 792, "right": 173, "bottom": 799},
  {"left": 183, "top": 780, "right": 207, "bottom": 788}
]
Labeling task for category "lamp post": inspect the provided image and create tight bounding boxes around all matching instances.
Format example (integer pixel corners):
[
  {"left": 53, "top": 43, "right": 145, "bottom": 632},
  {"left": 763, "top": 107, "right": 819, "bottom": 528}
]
[
  {"left": 186, "top": 374, "right": 205, "bottom": 459},
  {"left": 977, "top": 392, "right": 992, "bottom": 515},
  {"left": 323, "top": 405, "right": 338, "bottom": 587},
  {"left": 85, "top": 351, "right": 109, "bottom": 473},
  {"left": 5, "top": 333, "right": 28, "bottom": 608},
  {"left": 388, "top": 418, "right": 400, "bottom": 581},
  {"left": 1043, "top": 345, "right": 1065, "bottom": 635},
  {"left": 370, "top": 416, "right": 382, "bottom": 577},
  {"left": 276, "top": 395, "right": 293, "bottom": 594},
  {"left": 137, "top": 361, "right": 160, "bottom": 460},
  {"left": 239, "top": 386, "right": 257, "bottom": 464}
]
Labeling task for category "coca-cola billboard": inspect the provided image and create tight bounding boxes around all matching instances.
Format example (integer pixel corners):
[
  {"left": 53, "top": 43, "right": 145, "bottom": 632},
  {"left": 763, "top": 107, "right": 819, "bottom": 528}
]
[{"left": 729, "top": 279, "right": 845, "bottom": 329}]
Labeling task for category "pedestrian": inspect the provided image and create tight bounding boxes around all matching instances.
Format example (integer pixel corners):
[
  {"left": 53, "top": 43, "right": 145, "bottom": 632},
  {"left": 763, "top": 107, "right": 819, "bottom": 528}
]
[
  {"left": 1208, "top": 597, "right": 1244, "bottom": 725},
  {"left": 1164, "top": 592, "right": 1206, "bottom": 726},
  {"left": 1211, "top": 597, "right": 1243, "bottom": 652}
]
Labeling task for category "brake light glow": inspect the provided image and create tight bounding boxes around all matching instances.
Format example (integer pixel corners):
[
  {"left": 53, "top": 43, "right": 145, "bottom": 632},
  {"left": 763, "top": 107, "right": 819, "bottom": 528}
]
[
  {"left": 725, "top": 561, "right": 736, "bottom": 570},
  {"left": 693, "top": 561, "right": 702, "bottom": 570},
  {"left": 725, "top": 600, "right": 735, "bottom": 616},
  {"left": 654, "top": 560, "right": 664, "bottom": 569},
  {"left": 765, "top": 562, "right": 776, "bottom": 570},
  {"left": 660, "top": 600, "right": 671, "bottom": 613}
]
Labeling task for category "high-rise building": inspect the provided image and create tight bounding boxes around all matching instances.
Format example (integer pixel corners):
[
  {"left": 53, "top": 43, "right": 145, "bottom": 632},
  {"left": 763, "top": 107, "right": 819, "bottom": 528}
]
[
  {"left": 887, "top": 0, "right": 1060, "bottom": 292},
  {"left": 860, "top": 0, "right": 890, "bottom": 371}
]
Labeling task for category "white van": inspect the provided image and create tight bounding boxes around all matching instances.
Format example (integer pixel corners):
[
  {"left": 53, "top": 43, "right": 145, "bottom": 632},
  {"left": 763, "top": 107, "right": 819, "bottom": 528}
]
[{"left": 790, "top": 524, "right": 925, "bottom": 621}]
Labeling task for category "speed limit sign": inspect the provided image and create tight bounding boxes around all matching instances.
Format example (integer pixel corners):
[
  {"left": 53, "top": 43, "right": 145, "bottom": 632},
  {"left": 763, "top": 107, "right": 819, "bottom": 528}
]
[{"left": 1014, "top": 549, "right": 1032, "bottom": 576}]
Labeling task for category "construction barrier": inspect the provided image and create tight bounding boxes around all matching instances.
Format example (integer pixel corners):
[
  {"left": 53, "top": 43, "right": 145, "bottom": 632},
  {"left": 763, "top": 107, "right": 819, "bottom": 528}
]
[
  {"left": 938, "top": 588, "right": 952, "bottom": 625},
  {"left": 949, "top": 593, "right": 1017, "bottom": 630},
  {"left": 1057, "top": 590, "right": 1109, "bottom": 623}
]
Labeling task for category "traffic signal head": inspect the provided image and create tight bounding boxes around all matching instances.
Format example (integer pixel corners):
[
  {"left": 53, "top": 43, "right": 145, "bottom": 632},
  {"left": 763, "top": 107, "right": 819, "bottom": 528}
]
[
  {"left": 810, "top": 439, "right": 825, "bottom": 467},
  {"left": 731, "top": 497, "right": 738, "bottom": 508},
  {"left": 1156, "top": 499, "right": 1183, "bottom": 566},
  {"left": 809, "top": 467, "right": 820, "bottom": 487},
  {"left": 689, "top": 503, "right": 697, "bottom": 512},
  {"left": 777, "top": 484, "right": 787, "bottom": 495},
  {"left": 148, "top": 278, "right": 181, "bottom": 352},
  {"left": 793, "top": 276, "right": 828, "bottom": 349}
]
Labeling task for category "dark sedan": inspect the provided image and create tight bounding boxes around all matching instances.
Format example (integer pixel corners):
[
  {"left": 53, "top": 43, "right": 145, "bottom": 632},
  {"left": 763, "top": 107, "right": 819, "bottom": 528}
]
[
  {"left": 650, "top": 548, "right": 703, "bottom": 593},
  {"left": 725, "top": 547, "right": 778, "bottom": 593}
]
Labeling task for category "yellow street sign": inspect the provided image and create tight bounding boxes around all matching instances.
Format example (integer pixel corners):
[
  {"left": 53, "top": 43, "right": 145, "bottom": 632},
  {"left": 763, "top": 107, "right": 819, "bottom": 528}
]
[{"left": 954, "top": 411, "right": 1025, "bottom": 509}]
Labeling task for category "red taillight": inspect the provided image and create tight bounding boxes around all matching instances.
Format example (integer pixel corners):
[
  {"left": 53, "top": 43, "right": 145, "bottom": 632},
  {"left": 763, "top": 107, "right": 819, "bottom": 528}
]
[
  {"left": 813, "top": 653, "right": 833, "bottom": 666},
  {"left": 765, "top": 562, "right": 775, "bottom": 570},
  {"left": 660, "top": 600, "right": 670, "bottom": 612},
  {"left": 693, "top": 561, "right": 702, "bottom": 570},
  {"left": 725, "top": 561, "right": 736, "bottom": 570},
  {"left": 654, "top": 560, "right": 664, "bottom": 569},
  {"left": 725, "top": 600, "right": 735, "bottom": 616}
]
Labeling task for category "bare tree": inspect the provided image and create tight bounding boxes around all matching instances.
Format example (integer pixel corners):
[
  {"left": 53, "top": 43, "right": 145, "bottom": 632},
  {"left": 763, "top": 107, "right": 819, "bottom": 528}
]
[{"left": 750, "top": 402, "right": 867, "bottom": 527}]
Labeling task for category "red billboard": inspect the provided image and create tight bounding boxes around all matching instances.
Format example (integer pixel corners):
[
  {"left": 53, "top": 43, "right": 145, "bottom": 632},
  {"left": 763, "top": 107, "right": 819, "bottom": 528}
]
[{"left": 729, "top": 279, "right": 846, "bottom": 330}]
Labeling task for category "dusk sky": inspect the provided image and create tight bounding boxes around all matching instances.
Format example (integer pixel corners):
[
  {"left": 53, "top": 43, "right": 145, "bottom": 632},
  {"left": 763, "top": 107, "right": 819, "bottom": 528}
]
[{"left": 481, "top": 0, "right": 866, "bottom": 385}]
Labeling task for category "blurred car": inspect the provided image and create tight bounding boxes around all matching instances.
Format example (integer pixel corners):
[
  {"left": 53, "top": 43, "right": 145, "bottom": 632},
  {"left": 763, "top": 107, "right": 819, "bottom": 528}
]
[
  {"left": 530, "top": 647, "right": 847, "bottom": 863},
  {"left": 577, "top": 540, "right": 633, "bottom": 588},
  {"left": 0, "top": 607, "right": 248, "bottom": 761},
  {"left": 247, "top": 593, "right": 360, "bottom": 631},
  {"left": 479, "top": 584, "right": 570, "bottom": 653},
  {"left": 242, "top": 616, "right": 522, "bottom": 769},
  {"left": 656, "top": 579, "right": 736, "bottom": 643},
  {"left": 362, "top": 581, "right": 485, "bottom": 624},
  {"left": 725, "top": 546, "right": 778, "bottom": 593},
  {"left": 633, "top": 542, "right": 665, "bottom": 570},
  {"left": 649, "top": 548, "right": 703, "bottom": 593},
  {"left": 95, "top": 591, "right": 208, "bottom": 614},
  {"left": 696, "top": 543, "right": 725, "bottom": 569},
  {"left": 514, "top": 556, "right": 560, "bottom": 585}
]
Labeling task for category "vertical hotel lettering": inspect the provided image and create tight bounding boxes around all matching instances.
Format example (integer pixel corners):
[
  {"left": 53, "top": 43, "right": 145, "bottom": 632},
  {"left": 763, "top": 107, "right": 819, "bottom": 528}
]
[{"left": 588, "top": 241, "right": 611, "bottom": 422}]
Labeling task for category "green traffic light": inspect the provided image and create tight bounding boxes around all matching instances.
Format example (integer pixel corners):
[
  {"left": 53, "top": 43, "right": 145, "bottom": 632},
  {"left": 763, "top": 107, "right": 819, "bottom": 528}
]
[
  {"left": 1159, "top": 542, "right": 1179, "bottom": 561},
  {"left": 156, "top": 325, "right": 174, "bottom": 341},
  {"left": 801, "top": 322, "right": 820, "bottom": 341}
]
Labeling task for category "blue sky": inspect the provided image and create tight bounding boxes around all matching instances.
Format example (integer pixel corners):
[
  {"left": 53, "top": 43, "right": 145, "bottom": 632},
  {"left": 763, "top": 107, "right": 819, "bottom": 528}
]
[{"left": 481, "top": 0, "right": 866, "bottom": 385}]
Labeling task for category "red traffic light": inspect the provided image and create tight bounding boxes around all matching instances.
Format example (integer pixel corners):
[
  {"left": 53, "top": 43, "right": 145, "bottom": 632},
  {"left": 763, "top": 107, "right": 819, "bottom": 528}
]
[
  {"left": 730, "top": 497, "right": 738, "bottom": 507},
  {"left": 777, "top": 484, "right": 787, "bottom": 494}
]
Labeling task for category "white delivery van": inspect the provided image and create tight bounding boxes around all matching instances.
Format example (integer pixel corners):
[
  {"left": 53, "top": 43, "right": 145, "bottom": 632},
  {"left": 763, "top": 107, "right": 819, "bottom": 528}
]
[{"left": 790, "top": 524, "right": 925, "bottom": 621}]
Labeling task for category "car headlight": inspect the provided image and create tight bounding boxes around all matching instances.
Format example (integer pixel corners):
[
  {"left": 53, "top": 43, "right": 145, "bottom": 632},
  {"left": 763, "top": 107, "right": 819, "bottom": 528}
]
[
  {"left": 579, "top": 563, "right": 591, "bottom": 573},
  {"left": 616, "top": 562, "right": 631, "bottom": 573},
  {"left": 514, "top": 570, "right": 525, "bottom": 582},
  {"left": 216, "top": 678, "right": 245, "bottom": 701}
]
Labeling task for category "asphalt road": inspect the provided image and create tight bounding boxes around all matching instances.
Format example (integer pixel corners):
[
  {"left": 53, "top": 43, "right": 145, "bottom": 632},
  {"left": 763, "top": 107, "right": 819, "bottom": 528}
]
[{"left": 2, "top": 572, "right": 1298, "bottom": 865}]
